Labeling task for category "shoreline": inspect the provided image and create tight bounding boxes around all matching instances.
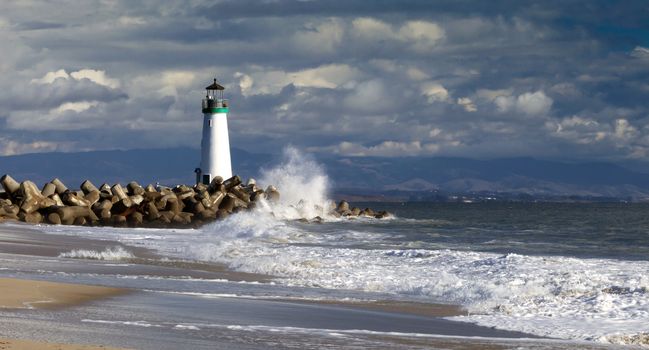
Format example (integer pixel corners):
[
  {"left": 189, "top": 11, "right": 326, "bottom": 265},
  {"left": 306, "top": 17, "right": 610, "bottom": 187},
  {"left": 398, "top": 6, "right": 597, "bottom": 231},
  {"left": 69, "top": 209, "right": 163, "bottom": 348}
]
[{"left": 0, "top": 222, "right": 617, "bottom": 349}]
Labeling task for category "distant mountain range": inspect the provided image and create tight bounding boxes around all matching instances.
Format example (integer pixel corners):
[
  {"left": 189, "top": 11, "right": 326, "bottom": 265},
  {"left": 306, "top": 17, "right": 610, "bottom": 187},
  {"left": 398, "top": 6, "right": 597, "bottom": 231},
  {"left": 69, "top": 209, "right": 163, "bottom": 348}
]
[{"left": 2, "top": 147, "right": 649, "bottom": 201}]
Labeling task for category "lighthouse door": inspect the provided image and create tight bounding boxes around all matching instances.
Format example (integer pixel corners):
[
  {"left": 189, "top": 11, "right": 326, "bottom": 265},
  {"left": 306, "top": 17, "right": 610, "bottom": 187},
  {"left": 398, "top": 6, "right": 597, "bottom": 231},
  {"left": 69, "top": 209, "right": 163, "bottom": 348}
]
[{"left": 202, "top": 174, "right": 210, "bottom": 185}]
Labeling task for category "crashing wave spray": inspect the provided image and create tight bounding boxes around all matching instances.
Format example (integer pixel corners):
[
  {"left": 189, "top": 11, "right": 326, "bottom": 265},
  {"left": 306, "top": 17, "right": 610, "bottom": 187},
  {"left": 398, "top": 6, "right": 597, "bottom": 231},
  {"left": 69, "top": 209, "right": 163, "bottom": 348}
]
[{"left": 257, "top": 146, "right": 334, "bottom": 220}]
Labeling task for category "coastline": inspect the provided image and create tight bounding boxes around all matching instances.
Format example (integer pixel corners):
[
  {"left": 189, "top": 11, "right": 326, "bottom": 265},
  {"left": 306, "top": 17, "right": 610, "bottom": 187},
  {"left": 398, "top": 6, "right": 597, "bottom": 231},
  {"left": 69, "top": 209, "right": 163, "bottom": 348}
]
[{"left": 0, "top": 222, "right": 626, "bottom": 349}]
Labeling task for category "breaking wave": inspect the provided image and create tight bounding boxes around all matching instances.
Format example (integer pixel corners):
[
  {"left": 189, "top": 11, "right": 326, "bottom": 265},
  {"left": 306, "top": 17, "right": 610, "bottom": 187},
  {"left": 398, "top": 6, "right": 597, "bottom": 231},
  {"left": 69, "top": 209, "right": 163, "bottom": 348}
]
[{"left": 59, "top": 246, "right": 135, "bottom": 260}]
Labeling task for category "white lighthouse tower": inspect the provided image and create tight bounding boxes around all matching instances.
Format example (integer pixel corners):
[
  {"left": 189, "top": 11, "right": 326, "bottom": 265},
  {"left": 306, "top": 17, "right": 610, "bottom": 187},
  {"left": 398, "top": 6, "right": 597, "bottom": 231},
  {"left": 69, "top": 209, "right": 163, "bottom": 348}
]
[{"left": 196, "top": 78, "right": 232, "bottom": 184}]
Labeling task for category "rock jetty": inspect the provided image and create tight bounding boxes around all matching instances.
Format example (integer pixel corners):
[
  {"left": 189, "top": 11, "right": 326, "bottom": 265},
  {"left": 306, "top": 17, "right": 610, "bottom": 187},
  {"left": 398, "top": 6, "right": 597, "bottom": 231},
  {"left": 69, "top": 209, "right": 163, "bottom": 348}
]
[{"left": 0, "top": 174, "right": 389, "bottom": 228}]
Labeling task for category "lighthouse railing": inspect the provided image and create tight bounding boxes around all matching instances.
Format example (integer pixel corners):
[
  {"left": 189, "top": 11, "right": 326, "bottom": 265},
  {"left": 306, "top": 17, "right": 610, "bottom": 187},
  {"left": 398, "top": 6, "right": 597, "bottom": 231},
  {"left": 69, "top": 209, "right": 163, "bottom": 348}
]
[{"left": 202, "top": 98, "right": 229, "bottom": 109}]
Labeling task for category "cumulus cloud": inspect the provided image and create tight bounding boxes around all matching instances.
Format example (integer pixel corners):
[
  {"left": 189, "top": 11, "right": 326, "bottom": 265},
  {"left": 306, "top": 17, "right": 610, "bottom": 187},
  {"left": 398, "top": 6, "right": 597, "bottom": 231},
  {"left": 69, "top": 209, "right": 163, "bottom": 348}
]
[
  {"left": 292, "top": 18, "right": 343, "bottom": 55},
  {"left": 631, "top": 46, "right": 649, "bottom": 59},
  {"left": 70, "top": 69, "right": 120, "bottom": 89},
  {"left": 421, "top": 82, "right": 449, "bottom": 103},
  {"left": 397, "top": 20, "right": 445, "bottom": 52},
  {"left": 0, "top": 137, "right": 75, "bottom": 156},
  {"left": 31, "top": 69, "right": 70, "bottom": 84},
  {"left": 479, "top": 89, "right": 552, "bottom": 116},
  {"left": 333, "top": 140, "right": 440, "bottom": 157},
  {"left": 51, "top": 101, "right": 99, "bottom": 114},
  {"left": 234, "top": 64, "right": 361, "bottom": 96},
  {"left": 516, "top": 91, "right": 553, "bottom": 115},
  {"left": 350, "top": 17, "right": 444, "bottom": 52},
  {"left": 457, "top": 97, "right": 477, "bottom": 112},
  {"left": 33, "top": 69, "right": 120, "bottom": 89}
]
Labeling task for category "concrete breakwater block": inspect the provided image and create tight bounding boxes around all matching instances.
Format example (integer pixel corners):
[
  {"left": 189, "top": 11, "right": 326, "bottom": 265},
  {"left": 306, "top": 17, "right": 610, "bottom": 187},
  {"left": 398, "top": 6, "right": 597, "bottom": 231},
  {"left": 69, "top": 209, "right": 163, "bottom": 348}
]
[{"left": 0, "top": 174, "right": 390, "bottom": 228}]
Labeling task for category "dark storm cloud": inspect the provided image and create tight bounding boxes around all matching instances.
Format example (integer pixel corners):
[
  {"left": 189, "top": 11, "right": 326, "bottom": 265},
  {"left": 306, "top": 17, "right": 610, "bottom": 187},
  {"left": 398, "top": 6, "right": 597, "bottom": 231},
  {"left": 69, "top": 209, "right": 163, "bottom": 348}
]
[{"left": 1, "top": 0, "right": 649, "bottom": 160}]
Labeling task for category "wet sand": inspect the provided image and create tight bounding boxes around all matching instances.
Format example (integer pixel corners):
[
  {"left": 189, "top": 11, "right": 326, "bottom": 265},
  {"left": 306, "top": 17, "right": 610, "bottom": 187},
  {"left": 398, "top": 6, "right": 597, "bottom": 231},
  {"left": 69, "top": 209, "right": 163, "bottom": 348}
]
[
  {"left": 0, "top": 278, "right": 127, "bottom": 309},
  {"left": 282, "top": 298, "right": 465, "bottom": 318},
  {"left": 0, "top": 337, "right": 128, "bottom": 350}
]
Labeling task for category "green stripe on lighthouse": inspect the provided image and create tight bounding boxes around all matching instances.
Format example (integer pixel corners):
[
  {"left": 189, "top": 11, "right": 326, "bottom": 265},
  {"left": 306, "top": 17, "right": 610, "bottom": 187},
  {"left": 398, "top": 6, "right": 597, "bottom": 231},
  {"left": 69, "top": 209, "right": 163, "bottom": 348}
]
[{"left": 202, "top": 107, "right": 229, "bottom": 113}]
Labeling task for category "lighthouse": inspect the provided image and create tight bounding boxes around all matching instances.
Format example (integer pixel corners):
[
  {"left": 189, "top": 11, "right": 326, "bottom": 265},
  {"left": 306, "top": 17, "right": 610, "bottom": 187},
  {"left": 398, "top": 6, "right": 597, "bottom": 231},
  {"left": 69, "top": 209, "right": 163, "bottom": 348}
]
[{"left": 196, "top": 78, "right": 232, "bottom": 185}]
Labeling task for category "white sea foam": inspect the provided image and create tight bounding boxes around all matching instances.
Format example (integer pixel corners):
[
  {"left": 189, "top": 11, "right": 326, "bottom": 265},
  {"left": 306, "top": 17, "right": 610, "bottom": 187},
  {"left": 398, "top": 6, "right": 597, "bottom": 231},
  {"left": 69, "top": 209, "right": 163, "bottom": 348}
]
[
  {"left": 256, "top": 146, "right": 335, "bottom": 220},
  {"left": 58, "top": 246, "right": 134, "bottom": 260},
  {"left": 82, "top": 319, "right": 161, "bottom": 328}
]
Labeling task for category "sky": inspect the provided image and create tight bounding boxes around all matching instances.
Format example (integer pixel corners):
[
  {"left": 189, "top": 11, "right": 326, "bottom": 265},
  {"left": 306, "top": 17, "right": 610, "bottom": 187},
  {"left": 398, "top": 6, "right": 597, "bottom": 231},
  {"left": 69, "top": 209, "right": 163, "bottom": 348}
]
[{"left": 1, "top": 0, "right": 649, "bottom": 162}]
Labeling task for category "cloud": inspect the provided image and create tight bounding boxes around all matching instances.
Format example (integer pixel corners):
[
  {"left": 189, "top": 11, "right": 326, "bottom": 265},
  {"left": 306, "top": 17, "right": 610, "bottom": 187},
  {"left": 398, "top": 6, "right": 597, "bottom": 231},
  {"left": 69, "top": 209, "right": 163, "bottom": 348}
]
[
  {"left": 33, "top": 69, "right": 120, "bottom": 89},
  {"left": 397, "top": 20, "right": 445, "bottom": 52},
  {"left": 516, "top": 91, "right": 553, "bottom": 116},
  {"left": 235, "top": 64, "right": 361, "bottom": 96},
  {"left": 51, "top": 101, "right": 99, "bottom": 114},
  {"left": 631, "top": 46, "right": 649, "bottom": 59},
  {"left": 614, "top": 118, "right": 637, "bottom": 141},
  {"left": 479, "top": 89, "right": 552, "bottom": 116},
  {"left": 292, "top": 18, "right": 343, "bottom": 55},
  {"left": 421, "top": 82, "right": 449, "bottom": 103},
  {"left": 31, "top": 69, "right": 70, "bottom": 84},
  {"left": 70, "top": 69, "right": 121, "bottom": 89},
  {"left": 0, "top": 137, "right": 75, "bottom": 156},
  {"left": 350, "top": 17, "right": 444, "bottom": 52},
  {"left": 332, "top": 140, "right": 440, "bottom": 157},
  {"left": 343, "top": 79, "right": 392, "bottom": 112},
  {"left": 457, "top": 97, "right": 477, "bottom": 112}
]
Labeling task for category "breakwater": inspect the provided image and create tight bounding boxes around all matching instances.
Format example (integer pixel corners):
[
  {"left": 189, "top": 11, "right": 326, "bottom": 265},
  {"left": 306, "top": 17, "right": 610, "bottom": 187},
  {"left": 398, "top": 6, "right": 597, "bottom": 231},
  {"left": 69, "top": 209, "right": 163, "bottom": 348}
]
[{"left": 0, "top": 174, "right": 388, "bottom": 227}]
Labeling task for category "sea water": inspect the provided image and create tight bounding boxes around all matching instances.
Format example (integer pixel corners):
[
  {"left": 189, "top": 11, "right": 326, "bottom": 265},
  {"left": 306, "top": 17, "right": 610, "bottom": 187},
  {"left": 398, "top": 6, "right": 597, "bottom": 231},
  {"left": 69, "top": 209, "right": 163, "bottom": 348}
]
[{"left": 37, "top": 149, "right": 649, "bottom": 346}]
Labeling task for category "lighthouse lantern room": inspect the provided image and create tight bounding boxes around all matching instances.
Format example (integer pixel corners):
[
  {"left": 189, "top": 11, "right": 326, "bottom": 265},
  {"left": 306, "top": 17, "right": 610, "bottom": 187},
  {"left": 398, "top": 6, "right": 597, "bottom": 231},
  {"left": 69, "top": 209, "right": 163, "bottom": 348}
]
[{"left": 196, "top": 78, "right": 232, "bottom": 185}]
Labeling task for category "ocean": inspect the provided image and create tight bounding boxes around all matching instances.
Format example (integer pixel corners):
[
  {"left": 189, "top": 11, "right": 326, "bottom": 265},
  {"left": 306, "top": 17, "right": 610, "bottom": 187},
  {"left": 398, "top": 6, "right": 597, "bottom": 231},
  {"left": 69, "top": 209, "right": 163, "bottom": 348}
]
[
  {"left": 2, "top": 150, "right": 648, "bottom": 348},
  {"left": 32, "top": 201, "right": 649, "bottom": 347}
]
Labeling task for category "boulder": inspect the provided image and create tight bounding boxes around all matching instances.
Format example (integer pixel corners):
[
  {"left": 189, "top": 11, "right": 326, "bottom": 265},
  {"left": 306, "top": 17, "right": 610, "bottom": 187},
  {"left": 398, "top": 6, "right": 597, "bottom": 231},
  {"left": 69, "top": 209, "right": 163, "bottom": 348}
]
[
  {"left": 73, "top": 217, "right": 87, "bottom": 226},
  {"left": 41, "top": 183, "right": 56, "bottom": 197},
  {"left": 130, "top": 194, "right": 144, "bottom": 206},
  {"left": 99, "top": 183, "right": 112, "bottom": 194},
  {"left": 0, "top": 174, "right": 20, "bottom": 196},
  {"left": 207, "top": 176, "right": 224, "bottom": 193},
  {"left": 230, "top": 186, "right": 251, "bottom": 203},
  {"left": 19, "top": 181, "right": 55, "bottom": 214},
  {"left": 112, "top": 215, "right": 127, "bottom": 227},
  {"left": 145, "top": 202, "right": 160, "bottom": 221},
  {"left": 56, "top": 206, "right": 98, "bottom": 225},
  {"left": 215, "top": 209, "right": 229, "bottom": 220},
  {"left": 218, "top": 194, "right": 236, "bottom": 213},
  {"left": 80, "top": 180, "right": 99, "bottom": 194},
  {"left": 337, "top": 200, "right": 350, "bottom": 213},
  {"left": 128, "top": 212, "right": 144, "bottom": 226},
  {"left": 47, "top": 213, "right": 62, "bottom": 225},
  {"left": 20, "top": 211, "right": 43, "bottom": 224},
  {"left": 111, "top": 198, "right": 133, "bottom": 215},
  {"left": 111, "top": 184, "right": 128, "bottom": 201},
  {"left": 84, "top": 190, "right": 101, "bottom": 206},
  {"left": 127, "top": 181, "right": 145, "bottom": 196},
  {"left": 223, "top": 176, "right": 241, "bottom": 191},
  {"left": 51, "top": 178, "right": 68, "bottom": 195},
  {"left": 49, "top": 193, "right": 65, "bottom": 207},
  {"left": 61, "top": 192, "right": 91, "bottom": 207}
]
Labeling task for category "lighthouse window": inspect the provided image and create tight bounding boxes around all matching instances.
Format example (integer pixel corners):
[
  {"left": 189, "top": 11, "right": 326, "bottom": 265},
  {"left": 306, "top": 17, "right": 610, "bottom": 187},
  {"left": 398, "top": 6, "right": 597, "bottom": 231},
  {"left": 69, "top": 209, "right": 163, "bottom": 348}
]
[{"left": 208, "top": 120, "right": 213, "bottom": 127}]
